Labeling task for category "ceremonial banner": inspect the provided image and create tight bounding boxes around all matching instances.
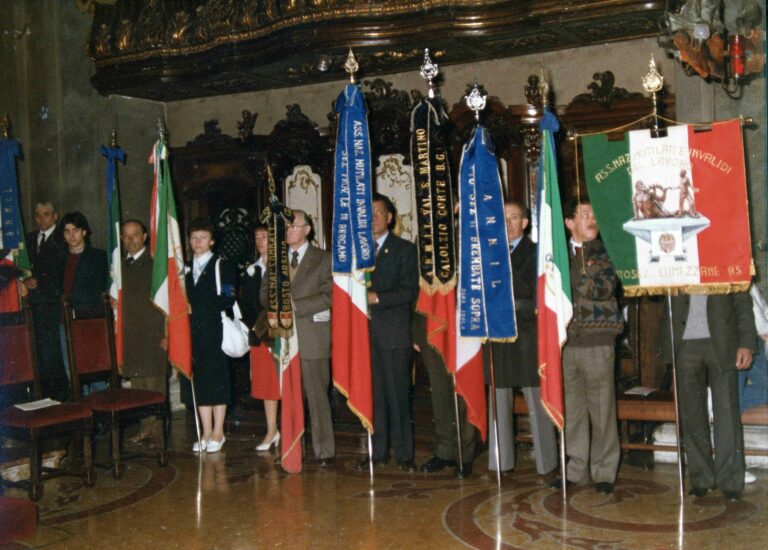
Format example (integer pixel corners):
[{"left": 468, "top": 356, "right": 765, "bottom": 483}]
[
  {"left": 331, "top": 82, "right": 374, "bottom": 432},
  {"left": 103, "top": 144, "right": 125, "bottom": 367},
  {"left": 581, "top": 119, "right": 752, "bottom": 296},
  {"left": 536, "top": 111, "right": 572, "bottom": 430},
  {"left": 331, "top": 83, "right": 375, "bottom": 274},
  {"left": 411, "top": 95, "right": 486, "bottom": 440},
  {"left": 274, "top": 324, "right": 304, "bottom": 474},
  {"left": 149, "top": 141, "right": 192, "bottom": 378},
  {"left": 458, "top": 126, "right": 516, "bottom": 341},
  {"left": 0, "top": 135, "right": 30, "bottom": 273},
  {"left": 262, "top": 196, "right": 293, "bottom": 331}
]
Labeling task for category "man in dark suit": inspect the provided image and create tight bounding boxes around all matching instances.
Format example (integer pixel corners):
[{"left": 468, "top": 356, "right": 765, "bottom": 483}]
[
  {"left": 60, "top": 212, "right": 108, "bottom": 394},
  {"left": 264, "top": 210, "right": 335, "bottom": 465},
  {"left": 111, "top": 220, "right": 167, "bottom": 445},
  {"left": 662, "top": 292, "right": 755, "bottom": 501},
  {"left": 24, "top": 201, "right": 68, "bottom": 400},
  {"left": 485, "top": 201, "right": 557, "bottom": 475},
  {"left": 359, "top": 193, "right": 419, "bottom": 471}
]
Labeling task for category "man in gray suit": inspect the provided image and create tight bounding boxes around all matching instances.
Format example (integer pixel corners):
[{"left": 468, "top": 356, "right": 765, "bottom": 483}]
[
  {"left": 269, "top": 209, "right": 335, "bottom": 465},
  {"left": 662, "top": 292, "right": 755, "bottom": 501}
]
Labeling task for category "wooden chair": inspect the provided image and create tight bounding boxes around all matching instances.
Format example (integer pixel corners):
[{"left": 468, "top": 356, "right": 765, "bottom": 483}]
[
  {"left": 0, "top": 301, "right": 94, "bottom": 501},
  {"left": 62, "top": 295, "right": 168, "bottom": 479}
]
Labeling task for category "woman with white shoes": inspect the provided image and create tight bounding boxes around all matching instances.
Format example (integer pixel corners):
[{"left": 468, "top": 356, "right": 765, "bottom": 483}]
[
  {"left": 186, "top": 219, "right": 236, "bottom": 454},
  {"left": 240, "top": 224, "right": 280, "bottom": 452}
]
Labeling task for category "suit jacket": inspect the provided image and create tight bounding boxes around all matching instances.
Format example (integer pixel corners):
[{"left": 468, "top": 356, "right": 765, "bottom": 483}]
[
  {"left": 121, "top": 251, "right": 167, "bottom": 378},
  {"left": 65, "top": 245, "right": 108, "bottom": 314},
  {"left": 486, "top": 235, "right": 538, "bottom": 387},
  {"left": 26, "top": 227, "right": 67, "bottom": 305},
  {"left": 369, "top": 233, "right": 419, "bottom": 350},
  {"left": 261, "top": 244, "right": 332, "bottom": 360},
  {"left": 661, "top": 291, "right": 756, "bottom": 368}
]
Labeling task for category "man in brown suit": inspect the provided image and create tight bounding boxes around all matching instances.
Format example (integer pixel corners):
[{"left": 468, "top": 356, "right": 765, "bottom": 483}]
[
  {"left": 111, "top": 220, "right": 168, "bottom": 445},
  {"left": 263, "top": 210, "right": 335, "bottom": 465}
]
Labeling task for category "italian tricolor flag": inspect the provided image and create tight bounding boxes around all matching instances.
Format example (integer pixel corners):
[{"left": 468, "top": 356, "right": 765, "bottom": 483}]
[
  {"left": 104, "top": 145, "right": 125, "bottom": 368},
  {"left": 582, "top": 119, "right": 752, "bottom": 296},
  {"left": 332, "top": 271, "right": 373, "bottom": 432},
  {"left": 274, "top": 323, "right": 304, "bottom": 474},
  {"left": 537, "top": 111, "right": 572, "bottom": 431},
  {"left": 149, "top": 140, "right": 192, "bottom": 378},
  {"left": 417, "top": 289, "right": 486, "bottom": 441}
]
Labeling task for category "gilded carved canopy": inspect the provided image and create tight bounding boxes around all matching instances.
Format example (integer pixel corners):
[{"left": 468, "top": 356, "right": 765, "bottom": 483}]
[{"left": 87, "top": 0, "right": 670, "bottom": 101}]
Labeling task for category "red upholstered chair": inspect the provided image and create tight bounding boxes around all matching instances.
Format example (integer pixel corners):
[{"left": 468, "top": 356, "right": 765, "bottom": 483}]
[
  {"left": 62, "top": 295, "right": 168, "bottom": 479},
  {"left": 0, "top": 301, "right": 94, "bottom": 501}
]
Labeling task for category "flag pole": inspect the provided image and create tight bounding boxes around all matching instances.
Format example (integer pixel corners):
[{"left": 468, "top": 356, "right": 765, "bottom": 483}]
[
  {"left": 451, "top": 376, "right": 465, "bottom": 476},
  {"left": 190, "top": 377, "right": 203, "bottom": 453},
  {"left": 367, "top": 431, "right": 374, "bottom": 483},
  {"left": 666, "top": 290, "right": 685, "bottom": 500},
  {"left": 559, "top": 428, "right": 567, "bottom": 501},
  {"left": 488, "top": 347, "right": 502, "bottom": 488}
]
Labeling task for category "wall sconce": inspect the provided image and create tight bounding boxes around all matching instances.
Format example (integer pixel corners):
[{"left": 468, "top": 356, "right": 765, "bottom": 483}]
[
  {"left": 659, "top": 0, "right": 765, "bottom": 100},
  {"left": 314, "top": 54, "right": 332, "bottom": 73}
]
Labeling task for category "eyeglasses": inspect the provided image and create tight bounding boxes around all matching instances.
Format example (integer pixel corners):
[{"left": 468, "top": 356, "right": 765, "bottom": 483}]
[{"left": 287, "top": 223, "right": 308, "bottom": 230}]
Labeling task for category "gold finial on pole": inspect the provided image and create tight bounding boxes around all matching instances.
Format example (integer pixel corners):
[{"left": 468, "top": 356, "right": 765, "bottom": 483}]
[
  {"left": 157, "top": 118, "right": 167, "bottom": 143},
  {"left": 1, "top": 114, "right": 9, "bottom": 139},
  {"left": 539, "top": 64, "right": 550, "bottom": 110},
  {"left": 642, "top": 54, "right": 664, "bottom": 131},
  {"left": 420, "top": 48, "right": 439, "bottom": 99},
  {"left": 465, "top": 80, "right": 486, "bottom": 122},
  {"left": 344, "top": 48, "right": 359, "bottom": 84},
  {"left": 266, "top": 160, "right": 276, "bottom": 196}
]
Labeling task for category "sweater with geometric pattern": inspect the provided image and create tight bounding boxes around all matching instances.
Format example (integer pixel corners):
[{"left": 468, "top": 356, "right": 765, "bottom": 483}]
[{"left": 566, "top": 238, "right": 624, "bottom": 347}]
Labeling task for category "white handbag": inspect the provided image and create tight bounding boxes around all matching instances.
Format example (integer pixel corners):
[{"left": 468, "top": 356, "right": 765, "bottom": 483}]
[{"left": 215, "top": 259, "right": 250, "bottom": 358}]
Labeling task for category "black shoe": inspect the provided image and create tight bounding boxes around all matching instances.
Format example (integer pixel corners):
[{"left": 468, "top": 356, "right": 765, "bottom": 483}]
[
  {"left": 356, "top": 457, "right": 387, "bottom": 470},
  {"left": 723, "top": 490, "right": 741, "bottom": 502},
  {"left": 688, "top": 487, "right": 708, "bottom": 498},
  {"left": 595, "top": 482, "right": 614, "bottom": 494},
  {"left": 318, "top": 458, "right": 335, "bottom": 467},
  {"left": 419, "top": 456, "right": 455, "bottom": 473},
  {"left": 398, "top": 460, "right": 417, "bottom": 473},
  {"left": 549, "top": 478, "right": 574, "bottom": 490},
  {"left": 455, "top": 462, "right": 473, "bottom": 479}
]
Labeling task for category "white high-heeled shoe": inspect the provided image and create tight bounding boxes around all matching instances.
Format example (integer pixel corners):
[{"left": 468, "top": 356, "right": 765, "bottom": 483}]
[
  {"left": 256, "top": 431, "right": 280, "bottom": 451},
  {"left": 206, "top": 436, "right": 226, "bottom": 453},
  {"left": 192, "top": 439, "right": 209, "bottom": 453}
]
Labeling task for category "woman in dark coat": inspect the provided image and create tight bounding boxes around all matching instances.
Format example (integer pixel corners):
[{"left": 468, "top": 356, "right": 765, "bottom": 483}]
[
  {"left": 240, "top": 224, "right": 280, "bottom": 451},
  {"left": 186, "top": 219, "right": 235, "bottom": 453}
]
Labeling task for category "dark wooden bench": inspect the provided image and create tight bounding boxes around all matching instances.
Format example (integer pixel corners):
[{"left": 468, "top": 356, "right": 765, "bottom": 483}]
[{"left": 511, "top": 390, "right": 768, "bottom": 456}]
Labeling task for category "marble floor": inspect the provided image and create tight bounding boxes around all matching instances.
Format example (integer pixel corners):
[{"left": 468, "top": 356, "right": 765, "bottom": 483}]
[{"left": 2, "top": 409, "right": 767, "bottom": 550}]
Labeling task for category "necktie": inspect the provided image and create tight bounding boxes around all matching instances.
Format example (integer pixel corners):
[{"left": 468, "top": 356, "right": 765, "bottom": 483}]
[
  {"left": 126, "top": 256, "right": 134, "bottom": 266},
  {"left": 374, "top": 241, "right": 380, "bottom": 256},
  {"left": 39, "top": 233, "right": 47, "bottom": 248},
  {"left": 291, "top": 251, "right": 299, "bottom": 269}
]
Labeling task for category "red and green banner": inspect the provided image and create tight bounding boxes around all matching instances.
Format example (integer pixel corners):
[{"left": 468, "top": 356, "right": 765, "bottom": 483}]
[
  {"left": 274, "top": 323, "right": 304, "bottom": 474},
  {"left": 581, "top": 119, "right": 752, "bottom": 296},
  {"left": 150, "top": 140, "right": 192, "bottom": 378}
]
